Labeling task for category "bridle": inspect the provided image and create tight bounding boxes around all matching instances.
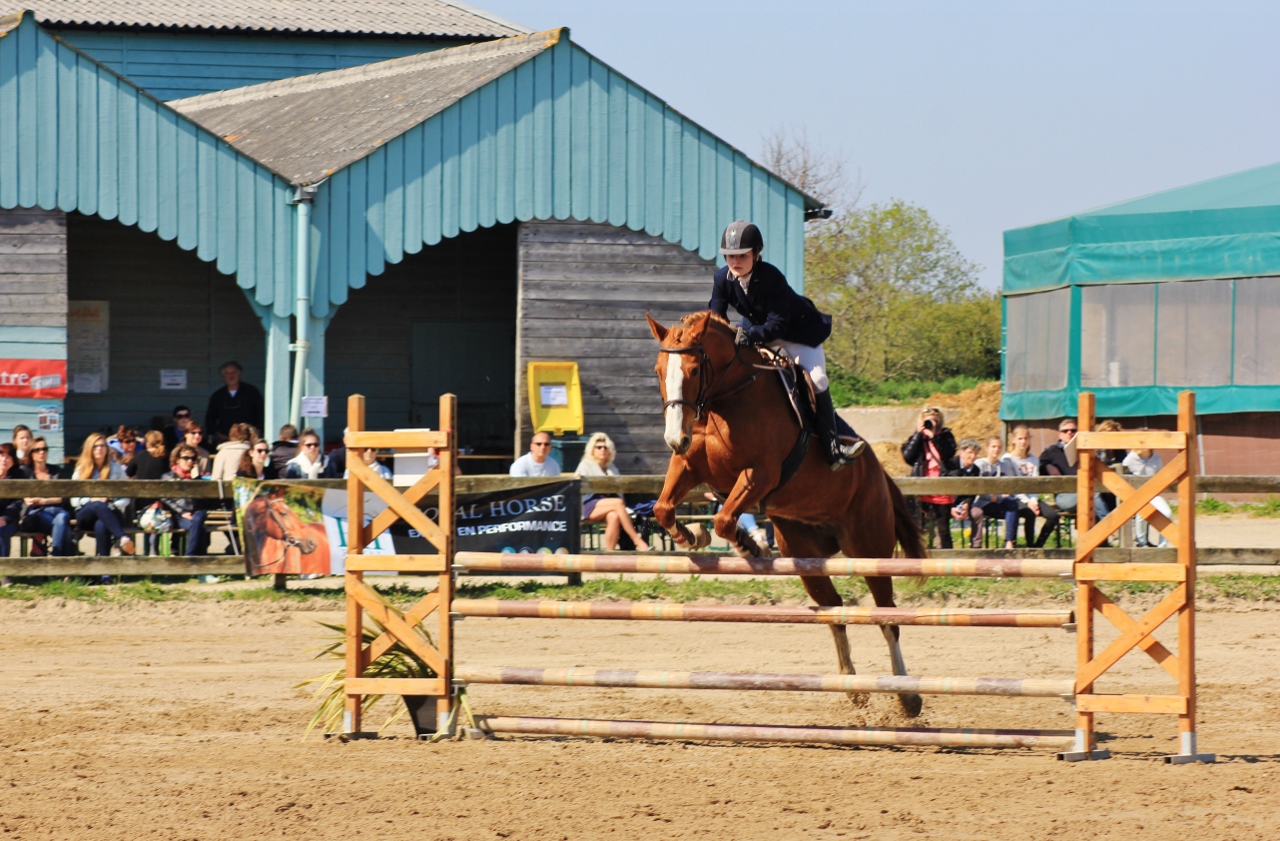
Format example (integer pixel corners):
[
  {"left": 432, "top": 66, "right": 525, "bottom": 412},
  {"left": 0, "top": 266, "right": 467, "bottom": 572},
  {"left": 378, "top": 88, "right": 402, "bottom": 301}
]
[
  {"left": 267, "top": 498, "right": 306, "bottom": 548},
  {"left": 660, "top": 336, "right": 759, "bottom": 421}
]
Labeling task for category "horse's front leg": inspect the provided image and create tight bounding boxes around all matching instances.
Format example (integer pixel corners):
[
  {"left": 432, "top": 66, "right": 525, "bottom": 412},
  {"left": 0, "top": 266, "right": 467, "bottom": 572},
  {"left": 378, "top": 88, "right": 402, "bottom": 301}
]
[
  {"left": 654, "top": 456, "right": 708, "bottom": 550},
  {"left": 715, "top": 467, "right": 778, "bottom": 558}
]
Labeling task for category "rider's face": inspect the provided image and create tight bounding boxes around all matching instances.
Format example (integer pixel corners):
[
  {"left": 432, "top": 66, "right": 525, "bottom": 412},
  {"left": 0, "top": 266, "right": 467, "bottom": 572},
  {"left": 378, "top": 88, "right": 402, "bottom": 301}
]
[{"left": 725, "top": 251, "right": 755, "bottom": 278}]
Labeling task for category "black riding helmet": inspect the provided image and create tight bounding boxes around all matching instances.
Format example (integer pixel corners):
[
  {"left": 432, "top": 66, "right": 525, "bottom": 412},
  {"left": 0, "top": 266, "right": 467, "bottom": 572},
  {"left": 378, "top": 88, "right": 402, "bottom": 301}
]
[{"left": 720, "top": 220, "right": 763, "bottom": 256}]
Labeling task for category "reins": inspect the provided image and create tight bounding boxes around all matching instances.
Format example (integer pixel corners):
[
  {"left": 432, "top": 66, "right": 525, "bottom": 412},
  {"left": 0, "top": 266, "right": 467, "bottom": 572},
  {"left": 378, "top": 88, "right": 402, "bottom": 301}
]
[{"left": 659, "top": 329, "right": 760, "bottom": 421}]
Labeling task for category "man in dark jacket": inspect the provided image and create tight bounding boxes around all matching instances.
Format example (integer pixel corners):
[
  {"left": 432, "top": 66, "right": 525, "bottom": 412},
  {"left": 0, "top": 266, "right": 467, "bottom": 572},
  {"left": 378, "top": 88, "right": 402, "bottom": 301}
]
[
  {"left": 269, "top": 424, "right": 300, "bottom": 476},
  {"left": 708, "top": 220, "right": 865, "bottom": 469},
  {"left": 205, "top": 360, "right": 264, "bottom": 444}
]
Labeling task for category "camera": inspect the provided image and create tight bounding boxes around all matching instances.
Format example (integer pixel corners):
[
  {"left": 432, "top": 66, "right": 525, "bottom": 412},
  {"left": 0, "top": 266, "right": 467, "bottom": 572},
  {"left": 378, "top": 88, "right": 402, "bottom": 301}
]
[{"left": 923, "top": 419, "right": 934, "bottom": 431}]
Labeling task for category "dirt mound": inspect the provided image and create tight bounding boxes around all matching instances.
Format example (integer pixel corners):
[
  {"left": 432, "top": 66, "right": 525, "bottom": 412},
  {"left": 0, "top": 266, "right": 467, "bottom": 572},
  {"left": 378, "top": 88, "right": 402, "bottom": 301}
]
[
  {"left": 927, "top": 380, "right": 1002, "bottom": 445},
  {"left": 873, "top": 440, "right": 909, "bottom": 476}
]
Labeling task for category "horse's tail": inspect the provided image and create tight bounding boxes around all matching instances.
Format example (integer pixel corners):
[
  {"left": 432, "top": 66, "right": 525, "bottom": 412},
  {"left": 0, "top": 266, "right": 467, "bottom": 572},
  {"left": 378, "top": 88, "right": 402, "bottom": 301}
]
[{"left": 887, "top": 478, "right": 926, "bottom": 559}]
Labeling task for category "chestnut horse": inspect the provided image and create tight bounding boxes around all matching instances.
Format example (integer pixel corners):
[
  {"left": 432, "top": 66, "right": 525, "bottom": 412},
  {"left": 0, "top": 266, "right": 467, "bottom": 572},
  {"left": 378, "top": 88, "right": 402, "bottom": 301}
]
[
  {"left": 648, "top": 310, "right": 926, "bottom": 715},
  {"left": 243, "top": 488, "right": 328, "bottom": 575}
]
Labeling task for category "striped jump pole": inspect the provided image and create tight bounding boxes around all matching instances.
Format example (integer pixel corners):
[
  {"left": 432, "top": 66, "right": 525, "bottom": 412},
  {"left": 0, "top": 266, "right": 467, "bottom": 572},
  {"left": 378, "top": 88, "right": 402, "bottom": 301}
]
[
  {"left": 455, "top": 666, "right": 1076, "bottom": 698},
  {"left": 451, "top": 599, "right": 1073, "bottom": 628},
  {"left": 454, "top": 552, "right": 1074, "bottom": 579},
  {"left": 474, "top": 716, "right": 1076, "bottom": 750}
]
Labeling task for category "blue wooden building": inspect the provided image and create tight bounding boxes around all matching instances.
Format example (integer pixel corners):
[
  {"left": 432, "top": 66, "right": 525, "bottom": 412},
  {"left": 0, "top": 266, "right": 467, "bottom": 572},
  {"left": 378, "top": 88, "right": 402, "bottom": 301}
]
[{"left": 0, "top": 2, "right": 821, "bottom": 470}]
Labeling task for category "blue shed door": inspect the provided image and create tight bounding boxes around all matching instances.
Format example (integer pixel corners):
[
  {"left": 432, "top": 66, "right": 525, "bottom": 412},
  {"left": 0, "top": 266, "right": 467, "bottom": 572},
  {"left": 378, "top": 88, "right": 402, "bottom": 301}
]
[{"left": 410, "top": 320, "right": 514, "bottom": 452}]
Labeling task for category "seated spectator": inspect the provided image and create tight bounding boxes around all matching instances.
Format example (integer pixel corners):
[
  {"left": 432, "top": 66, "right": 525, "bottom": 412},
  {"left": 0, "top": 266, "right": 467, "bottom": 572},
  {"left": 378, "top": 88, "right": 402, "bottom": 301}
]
[
  {"left": 344, "top": 445, "right": 392, "bottom": 481},
  {"left": 1092, "top": 419, "right": 1126, "bottom": 522},
  {"left": 0, "top": 443, "right": 22, "bottom": 557},
  {"left": 1005, "top": 424, "right": 1058, "bottom": 548},
  {"left": 12, "top": 424, "right": 32, "bottom": 462},
  {"left": 161, "top": 445, "right": 209, "bottom": 555},
  {"left": 17, "top": 436, "right": 74, "bottom": 556},
  {"left": 575, "top": 432, "right": 652, "bottom": 551},
  {"left": 974, "top": 435, "right": 1022, "bottom": 548},
  {"left": 175, "top": 422, "right": 211, "bottom": 475},
  {"left": 1038, "top": 418, "right": 1079, "bottom": 519},
  {"left": 237, "top": 439, "right": 277, "bottom": 480},
  {"left": 1122, "top": 446, "right": 1173, "bottom": 547},
  {"left": 947, "top": 439, "right": 985, "bottom": 549},
  {"left": 704, "top": 491, "right": 770, "bottom": 552},
  {"left": 70, "top": 433, "right": 135, "bottom": 556},
  {"left": 210, "top": 423, "right": 253, "bottom": 482},
  {"left": 282, "top": 428, "right": 337, "bottom": 479},
  {"left": 269, "top": 424, "right": 300, "bottom": 476},
  {"left": 901, "top": 406, "right": 957, "bottom": 550},
  {"left": 109, "top": 425, "right": 140, "bottom": 471},
  {"left": 162, "top": 406, "right": 196, "bottom": 452},
  {"left": 128, "top": 431, "right": 170, "bottom": 481},
  {"left": 510, "top": 432, "right": 561, "bottom": 477}
]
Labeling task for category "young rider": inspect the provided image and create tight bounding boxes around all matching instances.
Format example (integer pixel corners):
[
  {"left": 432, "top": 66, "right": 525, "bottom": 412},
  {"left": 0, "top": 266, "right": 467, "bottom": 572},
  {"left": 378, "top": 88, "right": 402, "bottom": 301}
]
[{"left": 709, "top": 220, "right": 866, "bottom": 469}]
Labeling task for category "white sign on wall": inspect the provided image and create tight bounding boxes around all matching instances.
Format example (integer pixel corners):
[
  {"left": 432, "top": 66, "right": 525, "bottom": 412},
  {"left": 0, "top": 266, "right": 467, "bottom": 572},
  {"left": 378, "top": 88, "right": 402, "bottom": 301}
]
[
  {"left": 301, "top": 396, "right": 329, "bottom": 418},
  {"left": 160, "top": 369, "right": 188, "bottom": 390},
  {"left": 67, "top": 301, "right": 109, "bottom": 393}
]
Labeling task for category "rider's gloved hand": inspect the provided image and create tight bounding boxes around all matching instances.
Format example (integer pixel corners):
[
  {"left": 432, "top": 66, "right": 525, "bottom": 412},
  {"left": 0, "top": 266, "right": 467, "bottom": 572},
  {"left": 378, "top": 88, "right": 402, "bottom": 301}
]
[{"left": 734, "top": 327, "right": 752, "bottom": 347}]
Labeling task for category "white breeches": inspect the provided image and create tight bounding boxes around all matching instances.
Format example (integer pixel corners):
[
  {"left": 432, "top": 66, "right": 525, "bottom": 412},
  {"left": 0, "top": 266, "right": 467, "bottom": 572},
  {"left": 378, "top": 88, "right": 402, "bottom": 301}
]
[{"left": 768, "top": 341, "right": 829, "bottom": 393}]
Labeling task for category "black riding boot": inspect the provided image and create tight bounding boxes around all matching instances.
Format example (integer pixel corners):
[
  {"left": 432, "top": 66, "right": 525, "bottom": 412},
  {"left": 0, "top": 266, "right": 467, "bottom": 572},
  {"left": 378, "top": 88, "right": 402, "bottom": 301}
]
[{"left": 815, "top": 390, "right": 866, "bottom": 471}]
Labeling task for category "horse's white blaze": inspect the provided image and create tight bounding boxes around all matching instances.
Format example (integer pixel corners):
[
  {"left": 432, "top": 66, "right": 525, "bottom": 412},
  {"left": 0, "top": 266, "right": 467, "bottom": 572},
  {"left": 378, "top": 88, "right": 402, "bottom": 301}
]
[{"left": 663, "top": 353, "right": 685, "bottom": 449}]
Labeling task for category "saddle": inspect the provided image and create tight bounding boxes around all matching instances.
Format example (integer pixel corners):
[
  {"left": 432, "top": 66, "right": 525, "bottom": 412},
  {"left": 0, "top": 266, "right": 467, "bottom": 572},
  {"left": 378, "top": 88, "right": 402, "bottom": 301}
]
[{"left": 757, "top": 348, "right": 861, "bottom": 491}]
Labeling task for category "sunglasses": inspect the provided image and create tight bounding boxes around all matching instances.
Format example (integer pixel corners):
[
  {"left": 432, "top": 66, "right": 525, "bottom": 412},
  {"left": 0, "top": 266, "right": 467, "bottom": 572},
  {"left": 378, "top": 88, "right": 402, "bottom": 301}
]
[
  {"left": 178, "top": 455, "right": 196, "bottom": 462},
  {"left": 253, "top": 448, "right": 269, "bottom": 454},
  {"left": 594, "top": 443, "right": 608, "bottom": 450},
  {"left": 531, "top": 442, "right": 551, "bottom": 447},
  {"left": 175, "top": 412, "right": 191, "bottom": 419},
  {"left": 303, "top": 442, "right": 320, "bottom": 449},
  {"left": 30, "top": 447, "right": 49, "bottom": 454},
  {"left": 1060, "top": 428, "right": 1078, "bottom": 434}
]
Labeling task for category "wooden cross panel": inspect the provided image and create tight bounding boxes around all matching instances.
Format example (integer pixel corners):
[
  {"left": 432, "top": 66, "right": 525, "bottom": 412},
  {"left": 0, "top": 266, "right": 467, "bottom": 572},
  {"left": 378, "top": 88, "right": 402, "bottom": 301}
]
[
  {"left": 342, "top": 393, "right": 458, "bottom": 736},
  {"left": 1069, "top": 391, "right": 1201, "bottom": 761}
]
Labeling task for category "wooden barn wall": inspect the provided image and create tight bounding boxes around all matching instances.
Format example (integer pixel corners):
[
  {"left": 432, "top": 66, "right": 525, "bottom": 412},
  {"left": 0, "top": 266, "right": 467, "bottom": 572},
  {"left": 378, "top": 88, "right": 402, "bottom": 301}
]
[
  {"left": 326, "top": 224, "right": 517, "bottom": 448},
  {"left": 54, "top": 30, "right": 452, "bottom": 102},
  {"left": 516, "top": 220, "right": 714, "bottom": 473},
  {"left": 63, "top": 214, "right": 264, "bottom": 447},
  {"left": 0, "top": 207, "right": 67, "bottom": 459}
]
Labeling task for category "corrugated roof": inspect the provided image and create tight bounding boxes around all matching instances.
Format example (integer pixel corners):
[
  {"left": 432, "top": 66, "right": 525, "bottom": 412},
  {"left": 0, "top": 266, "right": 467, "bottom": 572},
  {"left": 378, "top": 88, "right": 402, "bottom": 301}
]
[
  {"left": 171, "top": 29, "right": 559, "bottom": 185},
  {"left": 5, "top": 1, "right": 528, "bottom": 37}
]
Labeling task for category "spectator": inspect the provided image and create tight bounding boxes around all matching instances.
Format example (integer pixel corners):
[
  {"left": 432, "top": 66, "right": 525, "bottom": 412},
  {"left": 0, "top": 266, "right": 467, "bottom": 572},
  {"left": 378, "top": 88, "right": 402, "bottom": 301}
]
[
  {"left": 18, "top": 436, "right": 74, "bottom": 556},
  {"left": 161, "top": 444, "right": 209, "bottom": 555},
  {"left": 1122, "top": 446, "right": 1173, "bottom": 547},
  {"left": 268, "top": 424, "right": 300, "bottom": 476},
  {"left": 1092, "top": 419, "right": 1126, "bottom": 522},
  {"left": 129, "top": 430, "right": 170, "bottom": 481},
  {"left": 901, "top": 406, "right": 957, "bottom": 549},
  {"left": 282, "top": 428, "right": 337, "bottom": 479},
  {"left": 575, "top": 432, "right": 652, "bottom": 551},
  {"left": 237, "top": 439, "right": 276, "bottom": 480},
  {"left": 1005, "top": 424, "right": 1058, "bottom": 548},
  {"left": 175, "top": 422, "right": 211, "bottom": 475},
  {"left": 210, "top": 423, "right": 253, "bottom": 482},
  {"left": 205, "top": 360, "right": 264, "bottom": 444},
  {"left": 1038, "top": 418, "right": 1080, "bottom": 517},
  {"left": 162, "top": 406, "right": 196, "bottom": 452},
  {"left": 947, "top": 439, "right": 986, "bottom": 549},
  {"left": 0, "top": 443, "right": 21, "bottom": 557},
  {"left": 12, "top": 424, "right": 32, "bottom": 462},
  {"left": 974, "top": 435, "right": 1022, "bottom": 549},
  {"left": 509, "top": 432, "right": 561, "bottom": 477},
  {"left": 109, "top": 425, "right": 140, "bottom": 471},
  {"left": 344, "top": 445, "right": 392, "bottom": 481},
  {"left": 70, "top": 433, "right": 135, "bottom": 556},
  {"left": 704, "top": 491, "right": 771, "bottom": 552}
]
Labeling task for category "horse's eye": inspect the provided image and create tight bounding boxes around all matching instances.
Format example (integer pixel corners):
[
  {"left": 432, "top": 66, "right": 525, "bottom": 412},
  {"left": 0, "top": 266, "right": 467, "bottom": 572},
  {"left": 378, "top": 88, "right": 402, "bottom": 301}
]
[{"left": 689, "top": 365, "right": 699, "bottom": 376}]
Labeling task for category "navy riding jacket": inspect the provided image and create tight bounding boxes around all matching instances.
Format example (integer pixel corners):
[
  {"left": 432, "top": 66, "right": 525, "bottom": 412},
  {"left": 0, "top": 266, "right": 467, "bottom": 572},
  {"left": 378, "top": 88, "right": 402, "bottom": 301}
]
[{"left": 708, "top": 260, "right": 832, "bottom": 347}]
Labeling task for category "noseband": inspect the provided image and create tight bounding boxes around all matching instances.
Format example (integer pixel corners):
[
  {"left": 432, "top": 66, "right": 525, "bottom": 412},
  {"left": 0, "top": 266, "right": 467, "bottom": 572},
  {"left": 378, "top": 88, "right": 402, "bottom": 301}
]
[
  {"left": 660, "top": 340, "right": 758, "bottom": 421},
  {"left": 267, "top": 498, "right": 307, "bottom": 548}
]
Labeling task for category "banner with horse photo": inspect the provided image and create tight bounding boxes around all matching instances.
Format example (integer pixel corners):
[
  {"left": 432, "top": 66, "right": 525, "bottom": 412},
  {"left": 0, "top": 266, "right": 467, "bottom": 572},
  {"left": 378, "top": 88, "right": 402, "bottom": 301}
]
[
  {"left": 235, "top": 480, "right": 331, "bottom": 576},
  {"left": 390, "top": 480, "right": 581, "bottom": 555}
]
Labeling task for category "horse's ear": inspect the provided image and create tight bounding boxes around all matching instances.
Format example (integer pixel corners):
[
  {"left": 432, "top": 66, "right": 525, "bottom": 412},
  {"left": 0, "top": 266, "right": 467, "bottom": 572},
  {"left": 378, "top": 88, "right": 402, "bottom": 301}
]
[{"left": 645, "top": 313, "right": 668, "bottom": 343}]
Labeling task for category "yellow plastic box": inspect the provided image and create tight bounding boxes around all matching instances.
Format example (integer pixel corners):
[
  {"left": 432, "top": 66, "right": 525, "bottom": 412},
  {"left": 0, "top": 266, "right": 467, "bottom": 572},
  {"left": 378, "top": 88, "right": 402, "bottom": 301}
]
[{"left": 527, "top": 361, "right": 583, "bottom": 435}]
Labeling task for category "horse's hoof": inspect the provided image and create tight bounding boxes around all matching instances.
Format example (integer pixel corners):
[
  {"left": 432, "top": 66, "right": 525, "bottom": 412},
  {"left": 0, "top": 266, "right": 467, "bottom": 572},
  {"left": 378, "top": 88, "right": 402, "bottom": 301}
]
[
  {"left": 686, "top": 523, "right": 712, "bottom": 550},
  {"left": 898, "top": 693, "right": 923, "bottom": 718}
]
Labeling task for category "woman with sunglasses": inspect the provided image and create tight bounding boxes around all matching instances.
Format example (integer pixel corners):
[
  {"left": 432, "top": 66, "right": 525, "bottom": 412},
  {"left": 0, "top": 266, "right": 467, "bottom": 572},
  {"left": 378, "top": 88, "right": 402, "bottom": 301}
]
[
  {"left": 18, "top": 436, "right": 74, "bottom": 556},
  {"left": 236, "top": 438, "right": 277, "bottom": 480},
  {"left": 574, "top": 432, "right": 652, "bottom": 551},
  {"left": 160, "top": 445, "right": 209, "bottom": 555},
  {"left": 70, "top": 433, "right": 135, "bottom": 556},
  {"left": 282, "top": 429, "right": 337, "bottom": 479},
  {"left": 110, "top": 425, "right": 140, "bottom": 471},
  {"left": 0, "top": 443, "right": 23, "bottom": 557}
]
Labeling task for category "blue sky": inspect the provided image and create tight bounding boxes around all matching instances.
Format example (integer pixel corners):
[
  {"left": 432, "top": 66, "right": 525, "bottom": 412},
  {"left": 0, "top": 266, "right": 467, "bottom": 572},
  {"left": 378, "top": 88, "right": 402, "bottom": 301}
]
[{"left": 477, "top": 0, "right": 1280, "bottom": 288}]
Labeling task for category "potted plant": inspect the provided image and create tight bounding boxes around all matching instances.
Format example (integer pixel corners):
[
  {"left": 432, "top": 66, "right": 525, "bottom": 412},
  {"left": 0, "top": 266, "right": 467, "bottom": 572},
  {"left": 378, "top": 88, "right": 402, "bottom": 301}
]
[{"left": 298, "top": 616, "right": 439, "bottom": 738}]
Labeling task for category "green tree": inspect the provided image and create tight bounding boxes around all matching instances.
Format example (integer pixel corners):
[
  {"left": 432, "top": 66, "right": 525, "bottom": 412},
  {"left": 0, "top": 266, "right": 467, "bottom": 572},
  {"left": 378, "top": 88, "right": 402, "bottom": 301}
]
[{"left": 806, "top": 200, "right": 999, "bottom": 385}]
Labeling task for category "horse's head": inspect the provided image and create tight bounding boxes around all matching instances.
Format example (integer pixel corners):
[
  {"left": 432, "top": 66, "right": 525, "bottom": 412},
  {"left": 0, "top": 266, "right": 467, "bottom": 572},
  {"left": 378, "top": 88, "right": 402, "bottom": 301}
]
[
  {"left": 264, "top": 497, "right": 319, "bottom": 553},
  {"left": 646, "top": 311, "right": 738, "bottom": 455}
]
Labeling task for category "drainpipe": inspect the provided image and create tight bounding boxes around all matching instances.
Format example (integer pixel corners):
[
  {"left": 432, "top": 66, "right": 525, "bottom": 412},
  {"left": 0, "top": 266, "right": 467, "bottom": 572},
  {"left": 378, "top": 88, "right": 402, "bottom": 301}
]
[{"left": 289, "top": 185, "right": 318, "bottom": 428}]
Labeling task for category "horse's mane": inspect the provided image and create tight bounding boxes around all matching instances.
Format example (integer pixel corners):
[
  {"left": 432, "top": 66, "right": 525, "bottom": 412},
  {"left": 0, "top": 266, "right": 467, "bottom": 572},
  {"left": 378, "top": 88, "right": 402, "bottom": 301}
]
[{"left": 679, "top": 310, "right": 733, "bottom": 331}]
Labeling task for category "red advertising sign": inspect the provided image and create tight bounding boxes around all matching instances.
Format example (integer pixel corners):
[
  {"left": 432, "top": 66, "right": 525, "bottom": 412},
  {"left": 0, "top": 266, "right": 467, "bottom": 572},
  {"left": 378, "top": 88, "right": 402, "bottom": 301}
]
[{"left": 0, "top": 359, "right": 68, "bottom": 399}]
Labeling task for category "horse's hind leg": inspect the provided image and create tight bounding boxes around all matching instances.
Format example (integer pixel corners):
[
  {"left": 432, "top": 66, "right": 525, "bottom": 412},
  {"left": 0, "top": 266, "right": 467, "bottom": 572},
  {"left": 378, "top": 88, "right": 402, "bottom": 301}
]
[{"left": 866, "top": 575, "right": 922, "bottom": 718}]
